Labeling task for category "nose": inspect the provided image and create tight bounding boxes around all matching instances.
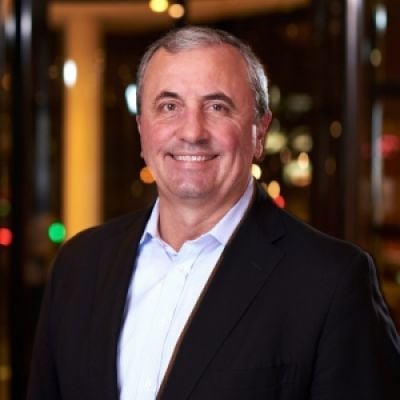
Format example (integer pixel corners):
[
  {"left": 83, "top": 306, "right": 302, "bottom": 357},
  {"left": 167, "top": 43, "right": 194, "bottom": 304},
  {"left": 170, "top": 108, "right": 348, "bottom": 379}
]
[{"left": 177, "top": 108, "right": 209, "bottom": 144}]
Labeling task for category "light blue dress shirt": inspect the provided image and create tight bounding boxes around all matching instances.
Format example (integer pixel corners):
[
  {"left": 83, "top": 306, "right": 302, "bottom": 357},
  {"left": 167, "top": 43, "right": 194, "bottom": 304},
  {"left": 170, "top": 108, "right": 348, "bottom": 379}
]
[{"left": 118, "top": 179, "right": 254, "bottom": 400}]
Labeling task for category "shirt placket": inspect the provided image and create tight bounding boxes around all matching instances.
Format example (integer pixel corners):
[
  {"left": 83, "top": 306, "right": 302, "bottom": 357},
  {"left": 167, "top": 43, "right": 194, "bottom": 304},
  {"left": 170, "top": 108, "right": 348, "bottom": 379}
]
[{"left": 135, "top": 245, "right": 196, "bottom": 399}]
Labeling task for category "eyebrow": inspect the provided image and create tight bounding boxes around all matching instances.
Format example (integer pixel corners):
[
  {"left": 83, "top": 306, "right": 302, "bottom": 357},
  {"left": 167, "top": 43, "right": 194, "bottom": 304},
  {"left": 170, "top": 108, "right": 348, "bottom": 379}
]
[
  {"left": 154, "top": 90, "right": 181, "bottom": 104},
  {"left": 153, "top": 90, "right": 236, "bottom": 109}
]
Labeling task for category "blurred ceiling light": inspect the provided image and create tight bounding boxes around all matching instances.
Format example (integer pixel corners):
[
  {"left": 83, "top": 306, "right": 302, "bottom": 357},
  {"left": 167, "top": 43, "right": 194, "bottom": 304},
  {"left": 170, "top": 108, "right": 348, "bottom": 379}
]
[
  {"left": 63, "top": 59, "right": 77, "bottom": 87},
  {"left": 149, "top": 0, "right": 169, "bottom": 13},
  {"left": 375, "top": 4, "right": 387, "bottom": 33},
  {"left": 168, "top": 3, "right": 185, "bottom": 19},
  {"left": 125, "top": 83, "right": 137, "bottom": 114},
  {"left": 251, "top": 164, "right": 262, "bottom": 180}
]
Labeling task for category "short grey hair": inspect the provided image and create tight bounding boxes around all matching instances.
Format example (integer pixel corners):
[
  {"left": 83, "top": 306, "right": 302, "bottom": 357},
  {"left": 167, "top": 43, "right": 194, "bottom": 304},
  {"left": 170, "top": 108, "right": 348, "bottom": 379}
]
[{"left": 136, "top": 26, "right": 270, "bottom": 120}]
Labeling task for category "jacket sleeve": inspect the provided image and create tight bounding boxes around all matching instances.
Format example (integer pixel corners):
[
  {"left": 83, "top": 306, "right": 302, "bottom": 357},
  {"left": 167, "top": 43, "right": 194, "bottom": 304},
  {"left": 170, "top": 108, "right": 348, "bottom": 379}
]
[
  {"left": 309, "top": 252, "right": 400, "bottom": 399},
  {"left": 27, "top": 263, "right": 61, "bottom": 400}
]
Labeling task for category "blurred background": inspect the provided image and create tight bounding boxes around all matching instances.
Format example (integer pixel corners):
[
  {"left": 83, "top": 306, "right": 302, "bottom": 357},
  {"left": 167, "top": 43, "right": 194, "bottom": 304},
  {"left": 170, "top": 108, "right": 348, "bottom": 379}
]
[{"left": 0, "top": 0, "right": 400, "bottom": 398}]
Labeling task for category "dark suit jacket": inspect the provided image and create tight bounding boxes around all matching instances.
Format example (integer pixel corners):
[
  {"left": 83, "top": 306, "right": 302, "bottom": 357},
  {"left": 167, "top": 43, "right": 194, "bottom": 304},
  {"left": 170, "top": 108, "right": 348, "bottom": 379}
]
[{"left": 28, "top": 187, "right": 400, "bottom": 400}]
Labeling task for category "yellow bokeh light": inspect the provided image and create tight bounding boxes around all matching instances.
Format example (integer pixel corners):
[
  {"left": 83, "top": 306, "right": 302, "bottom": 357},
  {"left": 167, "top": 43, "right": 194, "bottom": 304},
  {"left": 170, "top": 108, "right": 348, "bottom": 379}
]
[
  {"left": 1, "top": 73, "right": 11, "bottom": 91},
  {"left": 168, "top": 3, "right": 185, "bottom": 19},
  {"left": 329, "top": 120, "right": 342, "bottom": 138},
  {"left": 297, "top": 152, "right": 310, "bottom": 170},
  {"left": 267, "top": 181, "right": 280, "bottom": 199},
  {"left": 370, "top": 48, "right": 382, "bottom": 67},
  {"left": 251, "top": 164, "right": 262, "bottom": 180},
  {"left": 149, "top": 0, "right": 169, "bottom": 13},
  {"left": 140, "top": 166, "right": 155, "bottom": 184}
]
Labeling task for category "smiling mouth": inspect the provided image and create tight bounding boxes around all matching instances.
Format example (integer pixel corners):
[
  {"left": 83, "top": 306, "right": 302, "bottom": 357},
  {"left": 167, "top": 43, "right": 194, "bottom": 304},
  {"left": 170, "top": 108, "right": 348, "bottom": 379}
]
[{"left": 170, "top": 154, "right": 217, "bottom": 162}]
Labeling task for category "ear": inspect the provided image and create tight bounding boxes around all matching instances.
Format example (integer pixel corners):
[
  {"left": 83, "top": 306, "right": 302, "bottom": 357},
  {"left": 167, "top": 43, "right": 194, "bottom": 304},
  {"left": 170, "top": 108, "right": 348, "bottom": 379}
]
[
  {"left": 254, "top": 111, "right": 272, "bottom": 160},
  {"left": 136, "top": 115, "right": 142, "bottom": 135},
  {"left": 136, "top": 116, "right": 144, "bottom": 158}
]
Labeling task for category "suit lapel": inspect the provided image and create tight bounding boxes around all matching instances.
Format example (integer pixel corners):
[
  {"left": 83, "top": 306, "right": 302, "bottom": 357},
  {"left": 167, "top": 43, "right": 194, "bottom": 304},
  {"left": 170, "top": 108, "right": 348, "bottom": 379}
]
[
  {"left": 85, "top": 210, "right": 150, "bottom": 400},
  {"left": 158, "top": 189, "right": 286, "bottom": 400}
]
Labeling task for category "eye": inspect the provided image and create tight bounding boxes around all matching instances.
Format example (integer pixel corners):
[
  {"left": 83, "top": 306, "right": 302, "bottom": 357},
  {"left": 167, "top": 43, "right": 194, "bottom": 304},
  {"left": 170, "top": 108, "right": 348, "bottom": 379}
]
[
  {"left": 212, "top": 104, "right": 224, "bottom": 111},
  {"left": 209, "top": 103, "right": 229, "bottom": 114},
  {"left": 161, "top": 103, "right": 176, "bottom": 112}
]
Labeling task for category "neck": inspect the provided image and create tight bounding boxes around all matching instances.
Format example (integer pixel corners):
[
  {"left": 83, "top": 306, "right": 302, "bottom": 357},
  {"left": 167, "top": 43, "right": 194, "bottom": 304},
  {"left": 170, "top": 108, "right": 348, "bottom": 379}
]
[{"left": 157, "top": 185, "right": 250, "bottom": 251}]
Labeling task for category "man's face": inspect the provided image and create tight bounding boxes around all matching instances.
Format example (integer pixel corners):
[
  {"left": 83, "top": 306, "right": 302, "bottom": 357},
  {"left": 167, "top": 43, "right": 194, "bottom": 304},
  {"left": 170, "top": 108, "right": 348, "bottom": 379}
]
[{"left": 137, "top": 44, "right": 270, "bottom": 207}]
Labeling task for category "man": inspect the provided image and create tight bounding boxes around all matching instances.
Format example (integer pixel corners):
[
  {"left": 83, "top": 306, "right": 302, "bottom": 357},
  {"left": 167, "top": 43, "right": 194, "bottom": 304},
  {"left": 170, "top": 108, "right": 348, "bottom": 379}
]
[{"left": 28, "top": 26, "right": 400, "bottom": 400}]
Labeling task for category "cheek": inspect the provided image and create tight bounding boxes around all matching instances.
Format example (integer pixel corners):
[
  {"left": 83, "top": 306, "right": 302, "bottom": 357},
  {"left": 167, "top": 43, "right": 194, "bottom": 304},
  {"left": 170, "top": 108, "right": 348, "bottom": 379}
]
[
  {"left": 139, "top": 123, "right": 163, "bottom": 150},
  {"left": 138, "top": 130, "right": 157, "bottom": 164}
]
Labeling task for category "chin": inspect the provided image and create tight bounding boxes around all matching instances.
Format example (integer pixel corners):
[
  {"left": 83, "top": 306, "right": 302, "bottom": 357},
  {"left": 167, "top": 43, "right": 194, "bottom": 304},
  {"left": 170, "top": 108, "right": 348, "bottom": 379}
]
[{"left": 172, "top": 182, "right": 214, "bottom": 200}]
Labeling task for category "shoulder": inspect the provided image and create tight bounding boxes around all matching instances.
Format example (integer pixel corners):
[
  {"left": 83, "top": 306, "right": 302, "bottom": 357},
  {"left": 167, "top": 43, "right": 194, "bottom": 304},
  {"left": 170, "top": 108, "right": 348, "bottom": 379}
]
[
  {"left": 252, "top": 189, "right": 371, "bottom": 277},
  {"left": 49, "top": 208, "right": 150, "bottom": 284},
  {"left": 60, "top": 208, "right": 149, "bottom": 254}
]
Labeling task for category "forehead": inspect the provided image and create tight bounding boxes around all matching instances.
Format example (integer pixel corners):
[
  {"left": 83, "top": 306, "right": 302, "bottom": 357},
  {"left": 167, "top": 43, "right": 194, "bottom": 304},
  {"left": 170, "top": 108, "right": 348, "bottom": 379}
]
[{"left": 141, "top": 44, "right": 252, "bottom": 96}]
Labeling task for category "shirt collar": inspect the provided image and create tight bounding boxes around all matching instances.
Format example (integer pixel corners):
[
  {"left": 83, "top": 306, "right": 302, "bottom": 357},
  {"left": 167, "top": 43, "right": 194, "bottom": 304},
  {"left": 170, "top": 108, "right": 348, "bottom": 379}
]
[{"left": 140, "top": 178, "right": 255, "bottom": 247}]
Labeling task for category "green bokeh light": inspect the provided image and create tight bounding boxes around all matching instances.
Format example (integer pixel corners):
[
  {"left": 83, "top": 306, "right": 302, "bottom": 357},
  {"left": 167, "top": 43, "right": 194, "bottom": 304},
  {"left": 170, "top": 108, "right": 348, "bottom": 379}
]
[{"left": 48, "top": 222, "right": 66, "bottom": 244}]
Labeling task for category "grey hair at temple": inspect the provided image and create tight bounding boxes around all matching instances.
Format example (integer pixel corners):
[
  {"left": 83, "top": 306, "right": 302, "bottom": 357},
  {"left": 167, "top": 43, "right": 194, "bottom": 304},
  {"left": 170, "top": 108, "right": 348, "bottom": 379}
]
[{"left": 135, "top": 26, "right": 270, "bottom": 120}]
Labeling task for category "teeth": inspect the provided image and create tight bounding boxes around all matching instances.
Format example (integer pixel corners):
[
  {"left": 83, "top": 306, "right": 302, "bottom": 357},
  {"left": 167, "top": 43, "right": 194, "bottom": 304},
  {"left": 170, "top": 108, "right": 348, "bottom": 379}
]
[{"left": 174, "top": 155, "right": 212, "bottom": 162}]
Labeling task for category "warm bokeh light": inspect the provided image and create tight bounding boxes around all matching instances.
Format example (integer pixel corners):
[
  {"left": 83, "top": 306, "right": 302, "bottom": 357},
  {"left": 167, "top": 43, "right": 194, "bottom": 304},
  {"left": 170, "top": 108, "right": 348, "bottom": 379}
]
[
  {"left": 168, "top": 3, "right": 185, "bottom": 19},
  {"left": 63, "top": 59, "right": 77, "bottom": 87},
  {"left": 292, "top": 133, "right": 313, "bottom": 153},
  {"left": 0, "top": 227, "right": 12, "bottom": 246},
  {"left": 283, "top": 150, "right": 313, "bottom": 187},
  {"left": 380, "top": 134, "right": 400, "bottom": 158},
  {"left": 140, "top": 166, "right": 155, "bottom": 184},
  {"left": 251, "top": 164, "right": 262, "bottom": 180},
  {"left": 297, "top": 152, "right": 310, "bottom": 170},
  {"left": 269, "top": 86, "right": 281, "bottom": 107},
  {"left": 149, "top": 0, "right": 169, "bottom": 13},
  {"left": 370, "top": 48, "right": 382, "bottom": 67},
  {"left": 274, "top": 195, "right": 286, "bottom": 208},
  {"left": 265, "top": 131, "right": 287, "bottom": 154},
  {"left": 267, "top": 180, "right": 281, "bottom": 199},
  {"left": 1, "top": 72, "right": 10, "bottom": 91},
  {"left": 329, "top": 120, "right": 342, "bottom": 138}
]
